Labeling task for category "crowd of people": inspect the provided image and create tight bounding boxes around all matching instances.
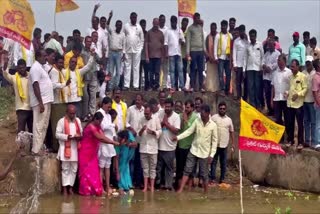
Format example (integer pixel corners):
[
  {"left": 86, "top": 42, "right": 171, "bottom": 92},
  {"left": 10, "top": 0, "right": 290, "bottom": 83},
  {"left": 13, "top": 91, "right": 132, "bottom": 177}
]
[{"left": 0, "top": 4, "right": 319, "bottom": 196}]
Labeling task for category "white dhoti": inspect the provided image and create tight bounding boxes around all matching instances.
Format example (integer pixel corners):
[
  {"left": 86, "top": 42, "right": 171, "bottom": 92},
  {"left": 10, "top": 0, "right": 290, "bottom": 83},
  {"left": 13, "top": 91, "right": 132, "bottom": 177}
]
[
  {"left": 32, "top": 103, "right": 51, "bottom": 154},
  {"left": 204, "top": 62, "right": 219, "bottom": 92},
  {"left": 124, "top": 52, "right": 141, "bottom": 88},
  {"left": 61, "top": 161, "right": 78, "bottom": 187}
]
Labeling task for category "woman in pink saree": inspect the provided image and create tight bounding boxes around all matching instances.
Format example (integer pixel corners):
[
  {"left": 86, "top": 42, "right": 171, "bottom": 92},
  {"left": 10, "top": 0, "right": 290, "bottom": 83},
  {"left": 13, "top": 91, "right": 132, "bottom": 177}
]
[{"left": 78, "top": 112, "right": 119, "bottom": 196}]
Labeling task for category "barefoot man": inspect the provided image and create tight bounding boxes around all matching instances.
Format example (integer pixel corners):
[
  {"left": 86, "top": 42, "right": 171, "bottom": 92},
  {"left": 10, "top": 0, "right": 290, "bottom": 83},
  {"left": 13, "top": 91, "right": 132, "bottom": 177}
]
[
  {"left": 172, "top": 104, "right": 218, "bottom": 193},
  {"left": 56, "top": 104, "right": 83, "bottom": 195}
]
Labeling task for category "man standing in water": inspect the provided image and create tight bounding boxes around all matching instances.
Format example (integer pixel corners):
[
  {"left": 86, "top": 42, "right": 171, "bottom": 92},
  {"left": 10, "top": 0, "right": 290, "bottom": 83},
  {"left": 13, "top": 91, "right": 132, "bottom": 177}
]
[
  {"left": 56, "top": 104, "right": 82, "bottom": 195},
  {"left": 172, "top": 104, "right": 218, "bottom": 193}
]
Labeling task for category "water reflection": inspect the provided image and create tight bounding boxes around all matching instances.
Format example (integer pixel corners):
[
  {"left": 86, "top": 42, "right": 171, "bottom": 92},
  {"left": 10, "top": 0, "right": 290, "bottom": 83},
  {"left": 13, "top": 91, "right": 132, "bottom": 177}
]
[
  {"left": 79, "top": 196, "right": 102, "bottom": 214},
  {"left": 60, "top": 196, "right": 75, "bottom": 214},
  {"left": 3, "top": 186, "right": 320, "bottom": 214}
]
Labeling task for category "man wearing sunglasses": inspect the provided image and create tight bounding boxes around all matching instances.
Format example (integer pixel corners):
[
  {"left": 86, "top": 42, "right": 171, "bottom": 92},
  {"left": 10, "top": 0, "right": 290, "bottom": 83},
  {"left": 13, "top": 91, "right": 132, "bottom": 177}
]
[{"left": 210, "top": 101, "right": 234, "bottom": 185}]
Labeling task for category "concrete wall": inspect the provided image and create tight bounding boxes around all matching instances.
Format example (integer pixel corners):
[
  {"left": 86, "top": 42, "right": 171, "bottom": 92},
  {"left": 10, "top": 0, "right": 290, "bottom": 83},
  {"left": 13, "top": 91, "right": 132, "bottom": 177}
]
[{"left": 241, "top": 148, "right": 320, "bottom": 193}]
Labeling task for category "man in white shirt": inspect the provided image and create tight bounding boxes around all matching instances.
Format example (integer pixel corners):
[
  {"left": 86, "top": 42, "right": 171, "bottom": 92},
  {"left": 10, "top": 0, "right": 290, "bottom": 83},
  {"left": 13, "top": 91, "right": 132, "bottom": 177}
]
[
  {"left": 44, "top": 31, "right": 64, "bottom": 55},
  {"left": 123, "top": 12, "right": 144, "bottom": 90},
  {"left": 90, "top": 4, "right": 109, "bottom": 65},
  {"left": 138, "top": 105, "right": 162, "bottom": 192},
  {"left": 56, "top": 104, "right": 82, "bottom": 196},
  {"left": 271, "top": 54, "right": 291, "bottom": 139},
  {"left": 245, "top": 29, "right": 264, "bottom": 109},
  {"left": 232, "top": 25, "right": 247, "bottom": 99},
  {"left": 303, "top": 31, "right": 312, "bottom": 56},
  {"left": 126, "top": 94, "right": 145, "bottom": 136},
  {"left": 214, "top": 20, "right": 233, "bottom": 95},
  {"left": 210, "top": 102, "right": 234, "bottom": 184},
  {"left": 149, "top": 98, "right": 164, "bottom": 120},
  {"left": 262, "top": 39, "right": 280, "bottom": 115},
  {"left": 87, "top": 4, "right": 100, "bottom": 36},
  {"left": 303, "top": 56, "right": 316, "bottom": 146},
  {"left": 29, "top": 50, "right": 54, "bottom": 155},
  {"left": 62, "top": 52, "right": 95, "bottom": 115},
  {"left": 166, "top": 16, "right": 185, "bottom": 91},
  {"left": 46, "top": 49, "right": 70, "bottom": 104},
  {"left": 49, "top": 53, "right": 73, "bottom": 152},
  {"left": 126, "top": 94, "right": 145, "bottom": 187},
  {"left": 98, "top": 16, "right": 109, "bottom": 60},
  {"left": 91, "top": 31, "right": 104, "bottom": 59},
  {"left": 13, "top": 41, "right": 34, "bottom": 68},
  {"left": 107, "top": 15, "right": 126, "bottom": 91},
  {"left": 156, "top": 98, "right": 181, "bottom": 190},
  {"left": 97, "top": 97, "right": 117, "bottom": 195}
]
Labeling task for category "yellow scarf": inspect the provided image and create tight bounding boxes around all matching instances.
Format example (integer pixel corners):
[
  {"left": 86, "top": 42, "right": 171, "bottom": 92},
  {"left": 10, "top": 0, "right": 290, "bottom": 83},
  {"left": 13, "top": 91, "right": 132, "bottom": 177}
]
[
  {"left": 65, "top": 68, "right": 84, "bottom": 97},
  {"left": 217, "top": 32, "right": 231, "bottom": 56},
  {"left": 21, "top": 46, "right": 35, "bottom": 62},
  {"left": 15, "top": 72, "right": 26, "bottom": 100},
  {"left": 112, "top": 100, "right": 127, "bottom": 128},
  {"left": 54, "top": 65, "right": 67, "bottom": 103}
]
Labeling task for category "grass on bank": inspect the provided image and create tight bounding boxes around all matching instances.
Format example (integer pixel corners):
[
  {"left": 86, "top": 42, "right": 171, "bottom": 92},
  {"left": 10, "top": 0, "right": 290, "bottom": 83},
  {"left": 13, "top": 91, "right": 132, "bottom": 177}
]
[{"left": 0, "top": 87, "right": 14, "bottom": 120}]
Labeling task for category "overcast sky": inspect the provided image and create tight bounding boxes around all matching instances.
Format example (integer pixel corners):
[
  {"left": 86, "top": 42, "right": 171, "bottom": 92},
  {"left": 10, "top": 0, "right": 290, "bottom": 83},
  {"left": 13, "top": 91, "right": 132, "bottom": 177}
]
[{"left": 29, "top": 0, "right": 320, "bottom": 51}]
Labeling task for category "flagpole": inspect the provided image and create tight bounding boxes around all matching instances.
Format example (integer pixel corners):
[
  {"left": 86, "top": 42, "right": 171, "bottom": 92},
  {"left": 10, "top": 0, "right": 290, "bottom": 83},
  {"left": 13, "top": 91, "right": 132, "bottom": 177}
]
[
  {"left": 54, "top": 12, "right": 56, "bottom": 31},
  {"left": 239, "top": 149, "right": 244, "bottom": 214}
]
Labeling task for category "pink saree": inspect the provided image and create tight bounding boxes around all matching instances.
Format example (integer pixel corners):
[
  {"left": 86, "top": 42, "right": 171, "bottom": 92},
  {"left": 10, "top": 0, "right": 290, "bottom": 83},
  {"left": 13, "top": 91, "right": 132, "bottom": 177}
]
[{"left": 78, "top": 124, "right": 103, "bottom": 196}]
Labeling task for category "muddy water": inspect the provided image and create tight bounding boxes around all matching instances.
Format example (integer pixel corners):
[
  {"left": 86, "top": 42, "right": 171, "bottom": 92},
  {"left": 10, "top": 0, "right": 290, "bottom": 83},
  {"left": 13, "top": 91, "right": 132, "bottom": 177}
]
[{"left": 1, "top": 186, "right": 319, "bottom": 213}]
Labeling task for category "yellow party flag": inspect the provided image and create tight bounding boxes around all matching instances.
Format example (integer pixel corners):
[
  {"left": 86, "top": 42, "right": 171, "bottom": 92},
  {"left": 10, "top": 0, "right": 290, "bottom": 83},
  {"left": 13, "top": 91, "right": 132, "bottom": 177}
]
[
  {"left": 178, "top": 0, "right": 197, "bottom": 18},
  {"left": 55, "top": 0, "right": 79, "bottom": 13},
  {"left": 0, "top": 0, "right": 35, "bottom": 49},
  {"left": 239, "top": 99, "right": 285, "bottom": 155}
]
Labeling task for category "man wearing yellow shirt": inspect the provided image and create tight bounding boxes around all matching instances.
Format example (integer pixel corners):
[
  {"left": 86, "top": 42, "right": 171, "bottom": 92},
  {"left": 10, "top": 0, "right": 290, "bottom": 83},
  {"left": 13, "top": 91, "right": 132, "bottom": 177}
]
[
  {"left": 172, "top": 104, "right": 218, "bottom": 194},
  {"left": 64, "top": 42, "right": 84, "bottom": 69},
  {"left": 1, "top": 59, "right": 33, "bottom": 133},
  {"left": 286, "top": 59, "right": 307, "bottom": 149}
]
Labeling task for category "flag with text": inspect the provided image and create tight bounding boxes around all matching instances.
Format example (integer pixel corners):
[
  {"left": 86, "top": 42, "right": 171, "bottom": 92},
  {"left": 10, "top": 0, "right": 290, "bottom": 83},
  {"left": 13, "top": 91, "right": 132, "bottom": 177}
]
[
  {"left": 0, "top": 0, "right": 35, "bottom": 49},
  {"left": 239, "top": 99, "right": 285, "bottom": 155}
]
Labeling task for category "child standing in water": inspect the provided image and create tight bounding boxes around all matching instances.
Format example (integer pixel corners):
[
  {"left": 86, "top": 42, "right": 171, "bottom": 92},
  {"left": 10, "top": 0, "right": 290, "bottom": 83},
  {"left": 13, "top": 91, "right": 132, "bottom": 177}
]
[{"left": 115, "top": 130, "right": 137, "bottom": 195}]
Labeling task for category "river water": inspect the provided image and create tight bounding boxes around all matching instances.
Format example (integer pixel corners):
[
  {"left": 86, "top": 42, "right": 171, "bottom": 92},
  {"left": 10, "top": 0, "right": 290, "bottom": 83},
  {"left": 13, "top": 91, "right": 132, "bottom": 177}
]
[{"left": 1, "top": 185, "right": 319, "bottom": 213}]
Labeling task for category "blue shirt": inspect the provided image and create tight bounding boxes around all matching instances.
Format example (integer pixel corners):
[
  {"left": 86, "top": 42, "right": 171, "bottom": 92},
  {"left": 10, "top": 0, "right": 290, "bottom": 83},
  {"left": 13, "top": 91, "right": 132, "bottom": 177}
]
[
  {"left": 288, "top": 42, "right": 306, "bottom": 66},
  {"left": 115, "top": 131, "right": 136, "bottom": 154}
]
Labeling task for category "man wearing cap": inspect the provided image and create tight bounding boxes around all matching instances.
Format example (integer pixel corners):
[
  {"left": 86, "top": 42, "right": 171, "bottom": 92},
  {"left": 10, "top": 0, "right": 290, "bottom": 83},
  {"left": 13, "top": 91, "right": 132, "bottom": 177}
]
[
  {"left": 288, "top": 32, "right": 306, "bottom": 68},
  {"left": 303, "top": 56, "right": 316, "bottom": 147}
]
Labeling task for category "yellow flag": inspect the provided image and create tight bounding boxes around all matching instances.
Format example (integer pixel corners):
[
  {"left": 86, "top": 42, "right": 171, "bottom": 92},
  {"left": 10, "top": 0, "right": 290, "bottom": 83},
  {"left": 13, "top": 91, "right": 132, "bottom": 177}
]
[
  {"left": 178, "top": 0, "right": 197, "bottom": 18},
  {"left": 55, "top": 0, "right": 79, "bottom": 13},
  {"left": 239, "top": 99, "right": 285, "bottom": 155},
  {"left": 0, "top": 0, "right": 35, "bottom": 49}
]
